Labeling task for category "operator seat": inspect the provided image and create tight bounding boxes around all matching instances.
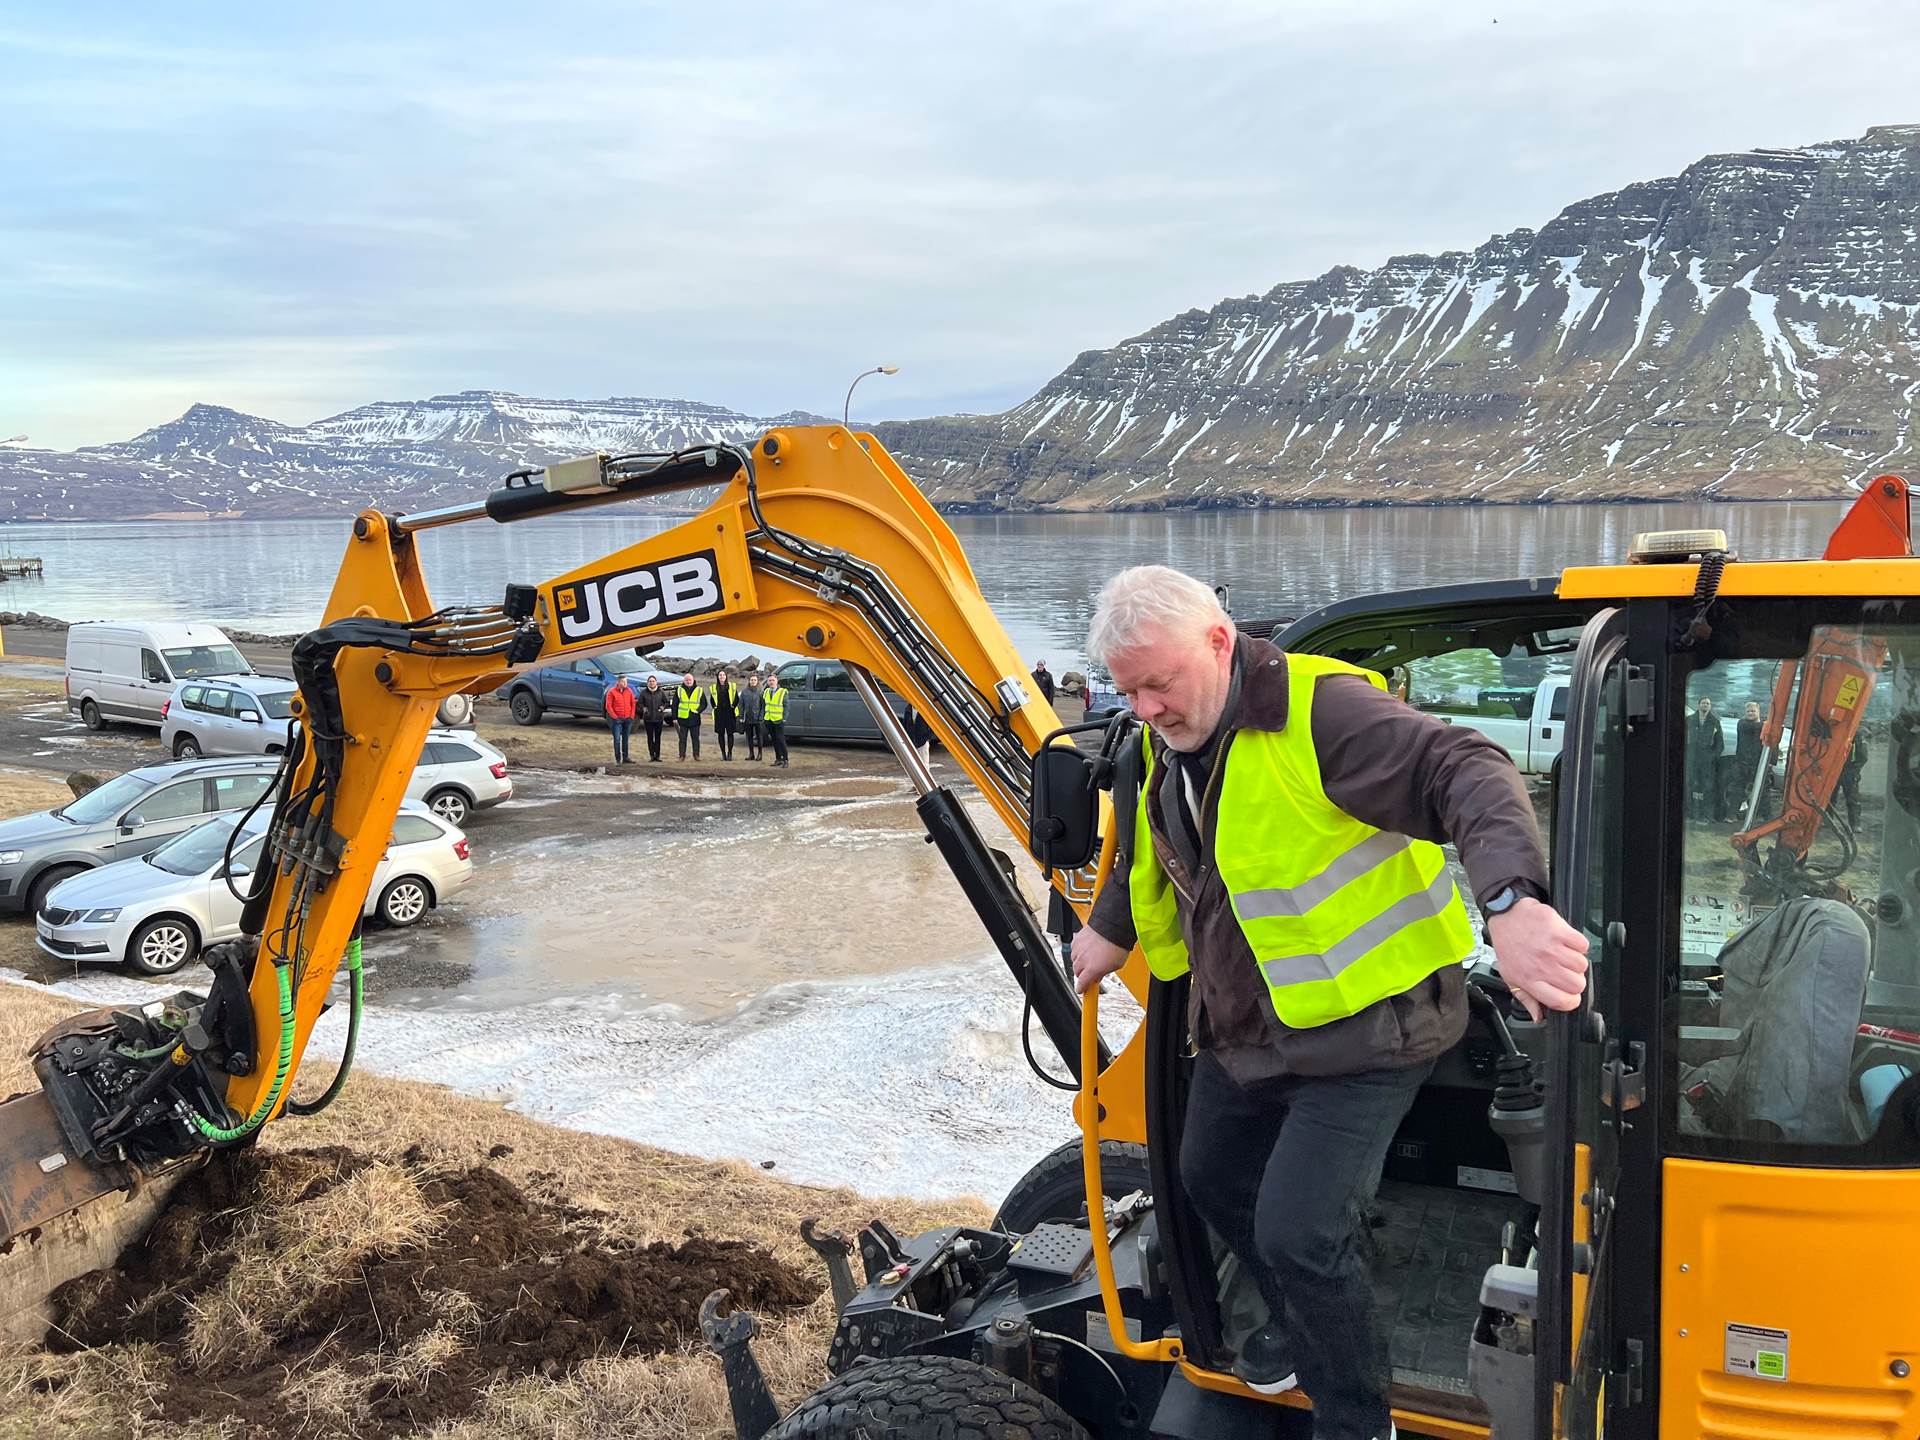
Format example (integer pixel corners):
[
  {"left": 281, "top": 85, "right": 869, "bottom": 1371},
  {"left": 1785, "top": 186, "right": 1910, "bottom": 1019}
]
[{"left": 1680, "top": 897, "right": 1872, "bottom": 1145}]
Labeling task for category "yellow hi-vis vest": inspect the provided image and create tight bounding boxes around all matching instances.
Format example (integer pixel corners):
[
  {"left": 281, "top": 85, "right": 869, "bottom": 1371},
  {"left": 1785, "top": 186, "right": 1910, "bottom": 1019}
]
[
  {"left": 763, "top": 685, "right": 788, "bottom": 723},
  {"left": 677, "top": 685, "right": 706, "bottom": 720},
  {"left": 1128, "top": 653, "right": 1475, "bottom": 1029}
]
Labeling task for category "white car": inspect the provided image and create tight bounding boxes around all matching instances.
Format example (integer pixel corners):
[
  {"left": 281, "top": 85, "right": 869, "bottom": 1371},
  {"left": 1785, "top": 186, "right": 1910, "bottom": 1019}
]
[
  {"left": 407, "top": 730, "right": 512, "bottom": 825},
  {"left": 36, "top": 799, "right": 475, "bottom": 976}
]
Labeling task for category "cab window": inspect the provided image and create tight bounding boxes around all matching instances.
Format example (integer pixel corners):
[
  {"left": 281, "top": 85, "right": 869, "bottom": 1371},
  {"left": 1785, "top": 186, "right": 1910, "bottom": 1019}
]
[
  {"left": 776, "top": 662, "right": 810, "bottom": 690},
  {"left": 127, "top": 780, "right": 209, "bottom": 825},
  {"left": 1672, "top": 603, "right": 1920, "bottom": 1162},
  {"left": 141, "top": 648, "right": 169, "bottom": 683}
]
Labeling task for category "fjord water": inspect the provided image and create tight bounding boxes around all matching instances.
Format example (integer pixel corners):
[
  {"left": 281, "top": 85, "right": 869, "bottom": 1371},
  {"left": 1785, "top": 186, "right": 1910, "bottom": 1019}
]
[{"left": 0, "top": 500, "right": 1850, "bottom": 669}]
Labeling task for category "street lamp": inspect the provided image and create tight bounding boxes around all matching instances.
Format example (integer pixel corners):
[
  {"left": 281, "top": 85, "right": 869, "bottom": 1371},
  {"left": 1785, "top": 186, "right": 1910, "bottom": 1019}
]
[{"left": 842, "top": 366, "right": 899, "bottom": 428}]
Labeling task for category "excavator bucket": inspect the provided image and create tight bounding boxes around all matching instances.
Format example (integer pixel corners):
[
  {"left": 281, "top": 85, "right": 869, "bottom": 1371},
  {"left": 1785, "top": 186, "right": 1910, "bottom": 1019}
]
[{"left": 0, "top": 1010, "right": 194, "bottom": 1346}]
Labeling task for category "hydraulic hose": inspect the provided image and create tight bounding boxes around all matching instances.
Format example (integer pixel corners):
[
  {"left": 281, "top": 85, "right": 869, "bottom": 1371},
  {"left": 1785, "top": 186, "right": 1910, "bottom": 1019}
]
[
  {"left": 287, "top": 936, "right": 363, "bottom": 1116},
  {"left": 181, "top": 964, "right": 294, "bottom": 1145}
]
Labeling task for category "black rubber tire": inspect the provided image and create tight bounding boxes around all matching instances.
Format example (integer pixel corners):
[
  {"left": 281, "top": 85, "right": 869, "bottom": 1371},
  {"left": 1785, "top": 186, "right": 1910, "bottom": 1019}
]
[
  {"left": 508, "top": 690, "right": 542, "bottom": 726},
  {"left": 425, "top": 787, "right": 469, "bottom": 826},
  {"left": 126, "top": 915, "right": 200, "bottom": 976},
  {"left": 765, "top": 1354, "right": 1089, "bottom": 1440},
  {"left": 378, "top": 875, "right": 433, "bottom": 927},
  {"left": 80, "top": 699, "right": 103, "bottom": 731},
  {"left": 173, "top": 734, "right": 202, "bottom": 759},
  {"left": 993, "top": 1138, "right": 1152, "bottom": 1234},
  {"left": 28, "top": 864, "right": 87, "bottom": 918}
]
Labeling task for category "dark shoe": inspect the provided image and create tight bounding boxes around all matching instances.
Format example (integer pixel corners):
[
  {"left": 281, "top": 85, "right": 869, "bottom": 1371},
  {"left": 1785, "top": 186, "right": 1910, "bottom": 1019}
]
[{"left": 1230, "top": 1323, "right": 1298, "bottom": 1395}]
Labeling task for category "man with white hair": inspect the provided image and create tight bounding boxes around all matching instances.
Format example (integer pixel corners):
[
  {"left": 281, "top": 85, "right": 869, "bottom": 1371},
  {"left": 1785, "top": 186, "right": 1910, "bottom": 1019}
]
[{"left": 1072, "top": 564, "right": 1587, "bottom": 1440}]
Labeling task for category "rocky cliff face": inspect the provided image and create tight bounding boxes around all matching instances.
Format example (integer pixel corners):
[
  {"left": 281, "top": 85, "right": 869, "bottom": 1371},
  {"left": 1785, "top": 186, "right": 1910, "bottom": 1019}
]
[
  {"left": 879, "top": 125, "right": 1920, "bottom": 509},
  {"left": 0, "top": 393, "right": 824, "bottom": 521},
  {"left": 7, "top": 127, "right": 1915, "bottom": 521}
]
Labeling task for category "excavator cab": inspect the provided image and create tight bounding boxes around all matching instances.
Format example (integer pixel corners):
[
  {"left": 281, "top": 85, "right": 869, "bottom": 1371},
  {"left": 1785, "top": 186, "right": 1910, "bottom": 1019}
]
[{"left": 1046, "top": 496, "right": 1920, "bottom": 1436}]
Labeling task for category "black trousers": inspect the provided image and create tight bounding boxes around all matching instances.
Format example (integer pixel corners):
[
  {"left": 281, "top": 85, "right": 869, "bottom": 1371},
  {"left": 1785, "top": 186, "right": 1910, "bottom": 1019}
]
[
  {"left": 643, "top": 720, "right": 664, "bottom": 761},
  {"left": 1180, "top": 1050, "right": 1430, "bottom": 1440},
  {"left": 766, "top": 721, "right": 787, "bottom": 764},
  {"left": 677, "top": 717, "right": 701, "bottom": 758},
  {"left": 744, "top": 720, "right": 763, "bottom": 757},
  {"left": 716, "top": 718, "right": 736, "bottom": 758}
]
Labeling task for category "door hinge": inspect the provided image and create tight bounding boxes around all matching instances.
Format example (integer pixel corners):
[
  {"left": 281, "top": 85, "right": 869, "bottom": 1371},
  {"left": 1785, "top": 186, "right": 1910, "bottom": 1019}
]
[
  {"left": 1624, "top": 664, "right": 1655, "bottom": 724},
  {"left": 1599, "top": 1038, "right": 1646, "bottom": 1130},
  {"left": 1611, "top": 1337, "right": 1646, "bottom": 1407}
]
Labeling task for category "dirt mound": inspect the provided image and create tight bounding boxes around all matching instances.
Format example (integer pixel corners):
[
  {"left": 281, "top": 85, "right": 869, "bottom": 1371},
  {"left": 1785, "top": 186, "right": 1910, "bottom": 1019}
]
[{"left": 48, "top": 1146, "right": 818, "bottom": 1437}]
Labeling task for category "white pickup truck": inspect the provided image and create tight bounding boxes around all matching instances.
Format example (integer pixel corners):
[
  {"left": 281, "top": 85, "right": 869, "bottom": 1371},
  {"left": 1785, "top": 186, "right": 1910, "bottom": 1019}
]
[{"left": 1416, "top": 676, "right": 1571, "bottom": 775}]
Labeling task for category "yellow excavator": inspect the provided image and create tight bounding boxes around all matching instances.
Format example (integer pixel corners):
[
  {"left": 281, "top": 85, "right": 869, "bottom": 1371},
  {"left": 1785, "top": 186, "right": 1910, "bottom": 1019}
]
[{"left": 3, "top": 428, "right": 1918, "bottom": 1439}]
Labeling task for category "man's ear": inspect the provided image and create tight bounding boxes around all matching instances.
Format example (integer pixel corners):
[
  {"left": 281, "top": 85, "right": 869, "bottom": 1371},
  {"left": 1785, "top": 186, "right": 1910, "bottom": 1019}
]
[{"left": 1208, "top": 620, "right": 1236, "bottom": 662}]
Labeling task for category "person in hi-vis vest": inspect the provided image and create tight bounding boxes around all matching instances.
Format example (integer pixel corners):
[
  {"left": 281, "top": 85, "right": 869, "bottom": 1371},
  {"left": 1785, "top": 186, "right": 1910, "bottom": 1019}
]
[
  {"left": 675, "top": 673, "right": 707, "bottom": 760},
  {"left": 761, "top": 674, "right": 790, "bottom": 768},
  {"left": 1071, "top": 566, "right": 1588, "bottom": 1440}
]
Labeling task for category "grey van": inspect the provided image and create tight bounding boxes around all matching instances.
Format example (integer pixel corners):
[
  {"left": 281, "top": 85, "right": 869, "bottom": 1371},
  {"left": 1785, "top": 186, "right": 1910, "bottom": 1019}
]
[{"left": 0, "top": 756, "right": 278, "bottom": 916}]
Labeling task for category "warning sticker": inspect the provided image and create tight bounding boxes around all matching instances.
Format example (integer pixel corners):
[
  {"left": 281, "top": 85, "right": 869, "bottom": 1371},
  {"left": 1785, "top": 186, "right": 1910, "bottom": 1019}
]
[
  {"left": 1085, "top": 1308, "right": 1142, "bottom": 1353},
  {"left": 1682, "top": 892, "right": 1751, "bottom": 953},
  {"left": 1725, "top": 1323, "right": 1789, "bottom": 1382},
  {"left": 1457, "top": 1165, "right": 1520, "bottom": 1195}
]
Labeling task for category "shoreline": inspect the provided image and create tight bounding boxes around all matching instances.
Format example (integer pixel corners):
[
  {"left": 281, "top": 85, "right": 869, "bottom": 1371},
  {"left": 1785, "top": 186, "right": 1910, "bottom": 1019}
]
[{"left": 0, "top": 490, "right": 1864, "bottom": 528}]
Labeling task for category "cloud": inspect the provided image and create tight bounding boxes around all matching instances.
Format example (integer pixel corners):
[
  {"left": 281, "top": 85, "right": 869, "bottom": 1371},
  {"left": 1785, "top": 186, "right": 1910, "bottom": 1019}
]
[{"left": 3, "top": 1, "right": 1915, "bottom": 447}]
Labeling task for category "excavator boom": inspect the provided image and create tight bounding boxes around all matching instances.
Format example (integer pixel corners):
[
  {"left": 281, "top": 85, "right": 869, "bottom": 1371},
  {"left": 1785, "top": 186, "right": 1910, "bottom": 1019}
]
[{"left": 3, "top": 428, "right": 1138, "bottom": 1335}]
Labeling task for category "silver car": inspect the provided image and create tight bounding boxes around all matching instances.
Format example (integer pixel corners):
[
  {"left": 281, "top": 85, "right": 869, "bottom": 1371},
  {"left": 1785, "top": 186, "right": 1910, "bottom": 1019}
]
[
  {"left": 0, "top": 757, "right": 279, "bottom": 915},
  {"left": 161, "top": 676, "right": 299, "bottom": 759},
  {"left": 37, "top": 799, "right": 476, "bottom": 975}
]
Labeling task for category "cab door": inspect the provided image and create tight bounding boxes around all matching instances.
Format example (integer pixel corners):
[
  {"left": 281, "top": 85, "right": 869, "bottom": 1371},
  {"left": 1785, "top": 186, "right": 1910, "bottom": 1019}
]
[{"left": 1538, "top": 606, "right": 1659, "bottom": 1438}]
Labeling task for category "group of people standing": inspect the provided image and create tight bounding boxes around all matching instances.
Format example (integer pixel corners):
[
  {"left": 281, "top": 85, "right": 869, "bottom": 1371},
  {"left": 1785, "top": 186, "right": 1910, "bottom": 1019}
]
[
  {"left": 602, "top": 669, "right": 790, "bottom": 768},
  {"left": 1687, "top": 696, "right": 1870, "bottom": 826}
]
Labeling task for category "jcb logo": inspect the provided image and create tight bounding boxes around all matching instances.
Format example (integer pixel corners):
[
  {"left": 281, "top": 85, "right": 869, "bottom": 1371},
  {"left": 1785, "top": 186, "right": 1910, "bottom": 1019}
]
[{"left": 554, "top": 550, "right": 724, "bottom": 643}]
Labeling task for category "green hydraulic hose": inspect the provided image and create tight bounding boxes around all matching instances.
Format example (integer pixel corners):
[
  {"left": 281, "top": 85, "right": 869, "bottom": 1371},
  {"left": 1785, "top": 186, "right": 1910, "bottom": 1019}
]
[
  {"left": 183, "top": 964, "right": 294, "bottom": 1144},
  {"left": 287, "top": 936, "right": 362, "bottom": 1116}
]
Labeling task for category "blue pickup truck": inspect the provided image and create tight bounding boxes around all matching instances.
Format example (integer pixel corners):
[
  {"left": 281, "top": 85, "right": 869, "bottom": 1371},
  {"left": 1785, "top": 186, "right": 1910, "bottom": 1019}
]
[{"left": 496, "top": 651, "right": 680, "bottom": 725}]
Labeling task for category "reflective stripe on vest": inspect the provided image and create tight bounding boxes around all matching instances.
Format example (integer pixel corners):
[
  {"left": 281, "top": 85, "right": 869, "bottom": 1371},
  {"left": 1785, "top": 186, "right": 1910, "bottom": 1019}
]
[
  {"left": 763, "top": 686, "right": 787, "bottom": 723},
  {"left": 1127, "top": 653, "right": 1475, "bottom": 1029},
  {"left": 677, "top": 686, "right": 704, "bottom": 719}
]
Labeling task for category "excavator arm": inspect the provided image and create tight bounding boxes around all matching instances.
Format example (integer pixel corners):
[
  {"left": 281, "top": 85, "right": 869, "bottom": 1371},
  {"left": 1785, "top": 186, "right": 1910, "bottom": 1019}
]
[
  {"left": 5, "top": 429, "right": 1145, "bottom": 1286},
  {"left": 1729, "top": 625, "right": 1886, "bottom": 891}
]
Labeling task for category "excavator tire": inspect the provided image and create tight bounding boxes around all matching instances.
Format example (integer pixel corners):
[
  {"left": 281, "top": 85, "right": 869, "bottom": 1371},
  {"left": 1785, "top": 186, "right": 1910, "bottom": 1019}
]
[
  {"left": 765, "top": 1354, "right": 1089, "bottom": 1439},
  {"left": 994, "top": 1138, "right": 1150, "bottom": 1234}
]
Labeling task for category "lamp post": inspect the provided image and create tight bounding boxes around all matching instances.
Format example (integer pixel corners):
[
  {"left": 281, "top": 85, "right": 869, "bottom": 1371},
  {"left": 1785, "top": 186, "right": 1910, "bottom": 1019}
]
[{"left": 842, "top": 366, "right": 899, "bottom": 428}]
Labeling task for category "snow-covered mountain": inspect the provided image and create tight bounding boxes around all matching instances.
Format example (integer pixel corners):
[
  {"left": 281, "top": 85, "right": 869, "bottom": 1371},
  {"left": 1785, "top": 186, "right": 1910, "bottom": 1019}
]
[
  {"left": 6, "top": 125, "right": 1917, "bottom": 520},
  {"left": 880, "top": 125, "right": 1920, "bottom": 509},
  {"left": 0, "top": 393, "right": 826, "bottom": 521}
]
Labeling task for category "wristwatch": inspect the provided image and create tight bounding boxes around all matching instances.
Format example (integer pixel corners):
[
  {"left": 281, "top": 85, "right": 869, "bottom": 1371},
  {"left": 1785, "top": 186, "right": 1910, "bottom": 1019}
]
[{"left": 1483, "top": 885, "right": 1527, "bottom": 920}]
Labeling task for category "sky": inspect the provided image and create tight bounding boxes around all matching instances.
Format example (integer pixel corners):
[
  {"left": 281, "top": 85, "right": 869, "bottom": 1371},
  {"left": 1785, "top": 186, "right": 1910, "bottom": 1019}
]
[{"left": 3, "top": 1, "right": 1914, "bottom": 450}]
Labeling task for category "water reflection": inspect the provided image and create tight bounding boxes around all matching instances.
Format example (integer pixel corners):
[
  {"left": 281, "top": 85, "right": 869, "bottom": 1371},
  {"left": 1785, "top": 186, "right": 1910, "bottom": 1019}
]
[{"left": 0, "top": 500, "right": 1850, "bottom": 673}]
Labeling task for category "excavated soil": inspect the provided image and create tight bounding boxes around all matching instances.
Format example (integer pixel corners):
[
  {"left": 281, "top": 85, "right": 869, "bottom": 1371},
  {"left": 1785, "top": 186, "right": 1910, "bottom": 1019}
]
[{"left": 46, "top": 1146, "right": 818, "bottom": 1437}]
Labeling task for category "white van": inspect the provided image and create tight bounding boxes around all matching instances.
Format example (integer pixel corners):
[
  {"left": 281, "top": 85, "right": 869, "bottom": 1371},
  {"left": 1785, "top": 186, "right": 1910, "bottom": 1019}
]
[{"left": 66, "top": 622, "right": 254, "bottom": 730}]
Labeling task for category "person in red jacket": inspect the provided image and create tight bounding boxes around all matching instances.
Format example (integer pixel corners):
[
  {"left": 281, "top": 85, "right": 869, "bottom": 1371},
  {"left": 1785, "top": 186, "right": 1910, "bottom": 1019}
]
[{"left": 603, "top": 674, "right": 637, "bottom": 764}]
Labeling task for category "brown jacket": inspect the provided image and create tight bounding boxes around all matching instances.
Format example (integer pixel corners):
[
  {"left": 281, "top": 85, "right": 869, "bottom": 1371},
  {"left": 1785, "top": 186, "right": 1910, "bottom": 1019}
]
[{"left": 1087, "top": 635, "right": 1547, "bottom": 1081}]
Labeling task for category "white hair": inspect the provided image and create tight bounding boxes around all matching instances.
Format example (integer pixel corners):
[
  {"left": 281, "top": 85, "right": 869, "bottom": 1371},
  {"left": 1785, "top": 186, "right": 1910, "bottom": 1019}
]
[{"left": 1086, "top": 565, "right": 1229, "bottom": 668}]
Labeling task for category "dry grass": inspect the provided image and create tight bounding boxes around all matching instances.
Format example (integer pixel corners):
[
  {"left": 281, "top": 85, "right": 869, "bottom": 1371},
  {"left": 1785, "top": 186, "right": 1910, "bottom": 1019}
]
[
  {"left": 0, "top": 1338, "right": 222, "bottom": 1440},
  {"left": 0, "top": 979, "right": 997, "bottom": 1438},
  {"left": 183, "top": 1162, "right": 449, "bottom": 1370}
]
